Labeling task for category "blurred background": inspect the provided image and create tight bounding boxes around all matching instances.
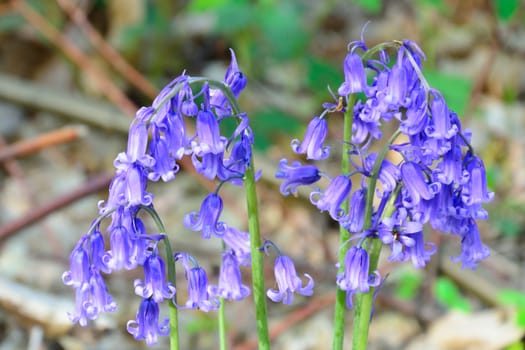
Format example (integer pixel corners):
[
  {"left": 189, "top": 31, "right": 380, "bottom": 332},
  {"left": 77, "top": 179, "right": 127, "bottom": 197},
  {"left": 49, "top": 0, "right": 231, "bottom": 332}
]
[{"left": 0, "top": 0, "right": 524, "bottom": 349}]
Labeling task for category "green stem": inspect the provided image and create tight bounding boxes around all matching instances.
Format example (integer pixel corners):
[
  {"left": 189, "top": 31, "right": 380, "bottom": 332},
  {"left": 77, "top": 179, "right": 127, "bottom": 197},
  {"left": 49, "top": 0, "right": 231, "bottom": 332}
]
[
  {"left": 245, "top": 162, "right": 271, "bottom": 349},
  {"left": 333, "top": 95, "right": 355, "bottom": 350},
  {"left": 140, "top": 205, "right": 180, "bottom": 350},
  {"left": 351, "top": 131, "right": 400, "bottom": 350},
  {"left": 218, "top": 297, "right": 227, "bottom": 350}
]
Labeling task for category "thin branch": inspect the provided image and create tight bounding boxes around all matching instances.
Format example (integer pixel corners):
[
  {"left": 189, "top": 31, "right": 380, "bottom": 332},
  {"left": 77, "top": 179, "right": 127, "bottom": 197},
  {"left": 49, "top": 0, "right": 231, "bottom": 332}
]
[
  {"left": 55, "top": 0, "right": 159, "bottom": 99},
  {"left": 10, "top": 0, "right": 137, "bottom": 115}
]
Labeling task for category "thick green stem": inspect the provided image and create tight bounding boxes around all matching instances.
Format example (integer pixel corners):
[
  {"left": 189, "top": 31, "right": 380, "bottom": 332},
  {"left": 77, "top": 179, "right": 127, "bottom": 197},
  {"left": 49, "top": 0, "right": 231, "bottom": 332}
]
[
  {"left": 140, "top": 205, "right": 180, "bottom": 350},
  {"left": 351, "top": 131, "right": 400, "bottom": 350},
  {"left": 333, "top": 95, "right": 355, "bottom": 350},
  {"left": 245, "top": 162, "right": 271, "bottom": 349}
]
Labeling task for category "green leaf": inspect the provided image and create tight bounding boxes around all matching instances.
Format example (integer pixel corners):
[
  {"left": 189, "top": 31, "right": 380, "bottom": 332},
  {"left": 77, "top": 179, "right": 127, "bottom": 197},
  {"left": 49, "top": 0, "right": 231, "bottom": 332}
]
[
  {"left": 498, "top": 289, "right": 525, "bottom": 306},
  {"left": 434, "top": 277, "right": 471, "bottom": 312},
  {"left": 494, "top": 0, "right": 520, "bottom": 21},
  {"left": 424, "top": 70, "right": 473, "bottom": 116},
  {"left": 354, "top": 0, "right": 382, "bottom": 14}
]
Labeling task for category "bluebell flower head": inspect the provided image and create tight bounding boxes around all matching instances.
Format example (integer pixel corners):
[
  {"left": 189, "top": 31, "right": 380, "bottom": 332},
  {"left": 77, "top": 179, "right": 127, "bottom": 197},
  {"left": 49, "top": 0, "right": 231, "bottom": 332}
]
[
  {"left": 222, "top": 227, "right": 251, "bottom": 266},
  {"left": 461, "top": 152, "right": 494, "bottom": 207},
  {"left": 336, "top": 246, "right": 380, "bottom": 308},
  {"left": 338, "top": 52, "right": 367, "bottom": 96},
  {"left": 276, "top": 158, "right": 321, "bottom": 196},
  {"left": 425, "top": 92, "right": 458, "bottom": 140},
  {"left": 291, "top": 116, "right": 330, "bottom": 160},
  {"left": 209, "top": 251, "right": 250, "bottom": 301},
  {"left": 148, "top": 126, "right": 178, "bottom": 182},
  {"left": 134, "top": 251, "right": 176, "bottom": 303},
  {"left": 341, "top": 188, "right": 367, "bottom": 233},
  {"left": 68, "top": 267, "right": 117, "bottom": 326},
  {"left": 400, "top": 161, "right": 441, "bottom": 206},
  {"left": 210, "top": 49, "right": 247, "bottom": 115},
  {"left": 174, "top": 253, "right": 220, "bottom": 312},
  {"left": 193, "top": 105, "right": 227, "bottom": 156},
  {"left": 191, "top": 151, "right": 229, "bottom": 180},
  {"left": 452, "top": 219, "right": 490, "bottom": 269},
  {"left": 184, "top": 192, "right": 227, "bottom": 238},
  {"left": 267, "top": 255, "right": 314, "bottom": 305},
  {"left": 62, "top": 237, "right": 90, "bottom": 288},
  {"left": 310, "top": 175, "right": 352, "bottom": 221},
  {"left": 127, "top": 298, "right": 169, "bottom": 345}
]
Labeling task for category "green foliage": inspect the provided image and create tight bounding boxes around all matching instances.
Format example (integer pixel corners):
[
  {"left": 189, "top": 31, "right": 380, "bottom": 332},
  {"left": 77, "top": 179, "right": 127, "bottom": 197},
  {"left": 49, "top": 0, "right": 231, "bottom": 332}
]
[
  {"left": 424, "top": 70, "right": 473, "bottom": 116},
  {"left": 353, "top": 0, "right": 383, "bottom": 14},
  {"left": 185, "top": 314, "right": 220, "bottom": 334},
  {"left": 434, "top": 277, "right": 471, "bottom": 312},
  {"left": 420, "top": 0, "right": 450, "bottom": 14},
  {"left": 498, "top": 289, "right": 525, "bottom": 327},
  {"left": 505, "top": 342, "right": 525, "bottom": 350},
  {"left": 394, "top": 270, "right": 423, "bottom": 300},
  {"left": 494, "top": 0, "right": 521, "bottom": 22},
  {"left": 249, "top": 109, "right": 302, "bottom": 150},
  {"left": 305, "top": 57, "right": 342, "bottom": 93}
]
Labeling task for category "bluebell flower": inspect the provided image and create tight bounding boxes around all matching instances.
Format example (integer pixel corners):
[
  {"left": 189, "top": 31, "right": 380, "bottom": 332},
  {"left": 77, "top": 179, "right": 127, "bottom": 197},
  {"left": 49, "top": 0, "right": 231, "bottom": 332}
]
[
  {"left": 147, "top": 126, "right": 178, "bottom": 182},
  {"left": 406, "top": 231, "right": 436, "bottom": 268},
  {"left": 452, "top": 219, "right": 490, "bottom": 269},
  {"left": 89, "top": 228, "right": 109, "bottom": 273},
  {"left": 310, "top": 175, "right": 352, "bottom": 221},
  {"left": 341, "top": 188, "right": 367, "bottom": 233},
  {"left": 267, "top": 255, "right": 314, "bottom": 305},
  {"left": 174, "top": 253, "right": 220, "bottom": 312},
  {"left": 184, "top": 193, "right": 227, "bottom": 238},
  {"left": 179, "top": 81, "right": 199, "bottom": 117},
  {"left": 210, "top": 49, "right": 247, "bottom": 116},
  {"left": 400, "top": 161, "right": 441, "bottom": 206},
  {"left": 275, "top": 158, "right": 321, "bottom": 196},
  {"left": 222, "top": 227, "right": 251, "bottom": 266},
  {"left": 461, "top": 152, "right": 494, "bottom": 207},
  {"left": 68, "top": 267, "right": 117, "bottom": 326},
  {"left": 209, "top": 252, "right": 250, "bottom": 301},
  {"left": 158, "top": 110, "right": 189, "bottom": 160},
  {"left": 127, "top": 298, "right": 170, "bottom": 345},
  {"left": 114, "top": 121, "right": 155, "bottom": 170},
  {"left": 192, "top": 105, "right": 227, "bottom": 156},
  {"left": 425, "top": 93, "right": 458, "bottom": 140},
  {"left": 191, "top": 151, "right": 229, "bottom": 180},
  {"left": 336, "top": 246, "right": 380, "bottom": 308},
  {"left": 62, "top": 237, "right": 90, "bottom": 288},
  {"left": 338, "top": 52, "right": 367, "bottom": 96},
  {"left": 377, "top": 208, "right": 426, "bottom": 264},
  {"left": 291, "top": 116, "right": 330, "bottom": 160},
  {"left": 134, "top": 252, "right": 176, "bottom": 303},
  {"left": 364, "top": 154, "right": 400, "bottom": 194}
]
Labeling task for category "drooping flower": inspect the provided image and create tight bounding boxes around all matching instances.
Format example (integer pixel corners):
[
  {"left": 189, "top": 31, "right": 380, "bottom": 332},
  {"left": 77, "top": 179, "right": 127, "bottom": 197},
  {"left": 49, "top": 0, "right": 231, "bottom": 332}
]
[
  {"left": 184, "top": 192, "right": 227, "bottom": 238},
  {"left": 222, "top": 227, "right": 251, "bottom": 266},
  {"left": 275, "top": 158, "right": 321, "bottom": 196},
  {"left": 291, "top": 116, "right": 330, "bottom": 160},
  {"left": 134, "top": 252, "right": 176, "bottom": 303},
  {"left": 341, "top": 188, "right": 367, "bottom": 233},
  {"left": 267, "top": 255, "right": 314, "bottom": 305},
  {"left": 62, "top": 237, "right": 90, "bottom": 288},
  {"left": 338, "top": 52, "right": 367, "bottom": 96},
  {"left": 400, "top": 161, "right": 440, "bottom": 206},
  {"left": 174, "top": 253, "right": 220, "bottom": 312},
  {"left": 452, "top": 219, "right": 490, "bottom": 269},
  {"left": 127, "top": 298, "right": 169, "bottom": 345},
  {"left": 310, "top": 175, "right": 352, "bottom": 221},
  {"left": 336, "top": 246, "right": 380, "bottom": 308},
  {"left": 209, "top": 251, "right": 250, "bottom": 301}
]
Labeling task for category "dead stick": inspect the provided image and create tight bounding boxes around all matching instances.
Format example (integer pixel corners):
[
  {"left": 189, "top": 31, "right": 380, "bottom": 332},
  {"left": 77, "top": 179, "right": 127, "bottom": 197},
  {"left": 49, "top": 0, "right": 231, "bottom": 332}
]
[
  {"left": 0, "top": 126, "right": 86, "bottom": 162},
  {"left": 55, "top": 0, "right": 158, "bottom": 99},
  {"left": 10, "top": 0, "right": 137, "bottom": 115},
  {"left": 0, "top": 173, "right": 112, "bottom": 242}
]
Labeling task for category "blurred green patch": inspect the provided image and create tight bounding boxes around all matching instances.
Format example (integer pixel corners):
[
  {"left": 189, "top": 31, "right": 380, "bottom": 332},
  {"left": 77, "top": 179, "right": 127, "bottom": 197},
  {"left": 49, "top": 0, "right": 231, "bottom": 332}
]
[
  {"left": 434, "top": 276, "right": 471, "bottom": 312},
  {"left": 424, "top": 70, "right": 473, "bottom": 116},
  {"left": 354, "top": 0, "right": 382, "bottom": 14},
  {"left": 494, "top": 0, "right": 521, "bottom": 22},
  {"left": 499, "top": 289, "right": 525, "bottom": 327},
  {"left": 394, "top": 269, "right": 424, "bottom": 300},
  {"left": 249, "top": 109, "right": 302, "bottom": 150}
]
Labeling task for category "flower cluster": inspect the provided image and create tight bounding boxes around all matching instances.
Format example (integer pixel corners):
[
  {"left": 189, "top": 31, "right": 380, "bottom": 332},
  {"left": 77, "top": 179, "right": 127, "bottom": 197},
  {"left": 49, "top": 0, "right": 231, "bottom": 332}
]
[
  {"left": 277, "top": 38, "right": 493, "bottom": 307},
  {"left": 63, "top": 51, "right": 261, "bottom": 345}
]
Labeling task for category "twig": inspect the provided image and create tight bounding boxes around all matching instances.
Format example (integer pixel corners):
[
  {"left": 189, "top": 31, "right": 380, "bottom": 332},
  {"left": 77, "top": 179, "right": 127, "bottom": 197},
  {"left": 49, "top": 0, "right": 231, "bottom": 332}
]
[
  {"left": 0, "top": 125, "right": 86, "bottom": 162},
  {"left": 0, "top": 173, "right": 112, "bottom": 243},
  {"left": 55, "top": 0, "right": 159, "bottom": 99},
  {"left": 10, "top": 0, "right": 137, "bottom": 115}
]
